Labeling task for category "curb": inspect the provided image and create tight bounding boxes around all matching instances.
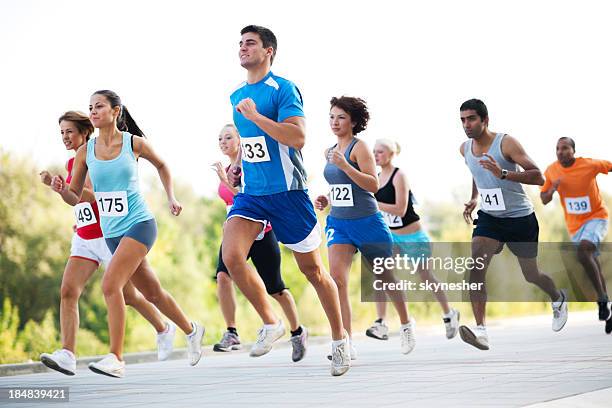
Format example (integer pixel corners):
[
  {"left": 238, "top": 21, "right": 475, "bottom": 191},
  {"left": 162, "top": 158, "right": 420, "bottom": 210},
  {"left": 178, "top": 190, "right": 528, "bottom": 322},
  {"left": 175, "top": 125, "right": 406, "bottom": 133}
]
[{"left": 0, "top": 335, "right": 331, "bottom": 377}]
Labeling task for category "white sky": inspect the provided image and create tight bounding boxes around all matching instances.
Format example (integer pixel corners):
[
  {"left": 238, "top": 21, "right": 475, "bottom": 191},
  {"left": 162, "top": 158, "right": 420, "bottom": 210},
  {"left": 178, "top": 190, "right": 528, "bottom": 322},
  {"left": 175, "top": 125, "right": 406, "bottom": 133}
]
[{"left": 1, "top": 0, "right": 610, "bottom": 204}]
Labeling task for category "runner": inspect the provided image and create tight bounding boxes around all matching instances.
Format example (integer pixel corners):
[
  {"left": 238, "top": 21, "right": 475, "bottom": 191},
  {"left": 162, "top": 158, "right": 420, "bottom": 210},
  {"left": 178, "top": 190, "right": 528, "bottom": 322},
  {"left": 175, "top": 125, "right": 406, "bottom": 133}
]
[
  {"left": 315, "top": 96, "right": 415, "bottom": 358},
  {"left": 51, "top": 91, "right": 204, "bottom": 377},
  {"left": 458, "top": 98, "right": 568, "bottom": 350},
  {"left": 212, "top": 123, "right": 308, "bottom": 361},
  {"left": 224, "top": 25, "right": 350, "bottom": 376},
  {"left": 540, "top": 137, "right": 611, "bottom": 332},
  {"left": 39, "top": 111, "right": 173, "bottom": 376},
  {"left": 366, "top": 138, "right": 460, "bottom": 340}
]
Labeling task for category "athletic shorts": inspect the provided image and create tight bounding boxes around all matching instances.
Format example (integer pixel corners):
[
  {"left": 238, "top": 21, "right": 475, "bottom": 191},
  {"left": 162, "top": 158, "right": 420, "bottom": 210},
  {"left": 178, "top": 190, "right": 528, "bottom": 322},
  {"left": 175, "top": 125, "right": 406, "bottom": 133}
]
[
  {"left": 571, "top": 218, "right": 609, "bottom": 255},
  {"left": 325, "top": 212, "right": 393, "bottom": 261},
  {"left": 473, "top": 210, "right": 539, "bottom": 258},
  {"left": 392, "top": 229, "right": 432, "bottom": 260},
  {"left": 70, "top": 234, "right": 112, "bottom": 267},
  {"left": 215, "top": 229, "right": 286, "bottom": 295},
  {"left": 105, "top": 218, "right": 157, "bottom": 254},
  {"left": 227, "top": 191, "right": 321, "bottom": 253}
]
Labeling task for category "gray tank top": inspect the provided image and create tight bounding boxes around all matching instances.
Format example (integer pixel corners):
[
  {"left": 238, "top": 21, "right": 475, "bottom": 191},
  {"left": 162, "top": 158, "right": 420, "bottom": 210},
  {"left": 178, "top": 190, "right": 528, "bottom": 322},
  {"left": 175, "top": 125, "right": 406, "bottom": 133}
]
[
  {"left": 323, "top": 138, "right": 379, "bottom": 219},
  {"left": 464, "top": 133, "right": 533, "bottom": 218}
]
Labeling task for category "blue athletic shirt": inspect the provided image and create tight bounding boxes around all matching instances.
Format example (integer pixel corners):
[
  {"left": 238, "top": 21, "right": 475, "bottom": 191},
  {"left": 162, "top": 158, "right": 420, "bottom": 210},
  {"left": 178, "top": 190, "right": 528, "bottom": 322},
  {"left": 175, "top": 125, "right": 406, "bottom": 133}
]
[{"left": 230, "top": 71, "right": 308, "bottom": 196}]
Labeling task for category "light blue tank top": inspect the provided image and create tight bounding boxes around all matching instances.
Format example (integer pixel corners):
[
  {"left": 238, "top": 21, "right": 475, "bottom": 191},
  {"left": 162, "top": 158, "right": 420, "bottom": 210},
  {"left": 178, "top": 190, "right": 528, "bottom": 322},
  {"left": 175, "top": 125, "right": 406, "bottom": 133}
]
[
  {"left": 464, "top": 133, "right": 533, "bottom": 218},
  {"left": 86, "top": 132, "right": 154, "bottom": 238},
  {"left": 323, "top": 138, "right": 379, "bottom": 219}
]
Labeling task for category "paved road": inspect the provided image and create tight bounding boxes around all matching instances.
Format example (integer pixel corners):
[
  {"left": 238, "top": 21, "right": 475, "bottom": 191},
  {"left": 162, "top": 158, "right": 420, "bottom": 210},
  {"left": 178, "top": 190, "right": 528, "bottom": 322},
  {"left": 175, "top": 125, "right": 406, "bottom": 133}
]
[{"left": 1, "top": 312, "right": 611, "bottom": 407}]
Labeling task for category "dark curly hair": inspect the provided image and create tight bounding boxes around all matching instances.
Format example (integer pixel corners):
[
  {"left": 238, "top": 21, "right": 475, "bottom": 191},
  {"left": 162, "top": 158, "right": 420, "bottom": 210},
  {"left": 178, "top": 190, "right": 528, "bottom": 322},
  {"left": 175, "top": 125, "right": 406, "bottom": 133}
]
[{"left": 330, "top": 96, "right": 369, "bottom": 135}]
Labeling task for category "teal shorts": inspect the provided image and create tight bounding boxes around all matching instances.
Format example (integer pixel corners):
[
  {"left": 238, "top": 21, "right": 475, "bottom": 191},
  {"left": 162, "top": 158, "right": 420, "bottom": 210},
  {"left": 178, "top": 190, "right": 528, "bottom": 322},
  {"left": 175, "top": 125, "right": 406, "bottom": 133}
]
[{"left": 392, "top": 229, "right": 432, "bottom": 260}]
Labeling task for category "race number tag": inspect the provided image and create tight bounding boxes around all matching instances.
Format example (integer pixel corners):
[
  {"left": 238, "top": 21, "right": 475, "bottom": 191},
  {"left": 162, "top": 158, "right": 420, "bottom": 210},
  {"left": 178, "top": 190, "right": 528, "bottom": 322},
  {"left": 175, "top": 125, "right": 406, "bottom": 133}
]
[
  {"left": 381, "top": 211, "right": 402, "bottom": 227},
  {"left": 479, "top": 188, "right": 506, "bottom": 211},
  {"left": 330, "top": 184, "right": 354, "bottom": 207},
  {"left": 74, "top": 202, "right": 97, "bottom": 228},
  {"left": 242, "top": 136, "right": 270, "bottom": 163},
  {"left": 565, "top": 196, "right": 591, "bottom": 214},
  {"left": 95, "top": 191, "right": 128, "bottom": 217}
]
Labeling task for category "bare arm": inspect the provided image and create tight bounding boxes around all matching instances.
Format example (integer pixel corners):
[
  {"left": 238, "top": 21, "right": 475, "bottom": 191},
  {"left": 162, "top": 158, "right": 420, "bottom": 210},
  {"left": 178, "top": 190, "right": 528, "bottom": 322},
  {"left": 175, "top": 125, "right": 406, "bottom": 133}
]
[
  {"left": 330, "top": 140, "right": 379, "bottom": 193},
  {"left": 498, "top": 135, "right": 545, "bottom": 185},
  {"left": 540, "top": 179, "right": 561, "bottom": 205},
  {"left": 378, "top": 170, "right": 409, "bottom": 217},
  {"left": 235, "top": 97, "right": 306, "bottom": 149},
  {"left": 52, "top": 146, "right": 87, "bottom": 206},
  {"left": 134, "top": 137, "right": 182, "bottom": 216}
]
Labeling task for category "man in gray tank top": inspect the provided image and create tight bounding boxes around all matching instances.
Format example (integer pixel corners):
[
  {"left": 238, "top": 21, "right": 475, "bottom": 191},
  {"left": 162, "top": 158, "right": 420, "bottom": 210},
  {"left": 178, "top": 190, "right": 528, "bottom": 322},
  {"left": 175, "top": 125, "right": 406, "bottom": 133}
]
[{"left": 458, "top": 99, "right": 568, "bottom": 350}]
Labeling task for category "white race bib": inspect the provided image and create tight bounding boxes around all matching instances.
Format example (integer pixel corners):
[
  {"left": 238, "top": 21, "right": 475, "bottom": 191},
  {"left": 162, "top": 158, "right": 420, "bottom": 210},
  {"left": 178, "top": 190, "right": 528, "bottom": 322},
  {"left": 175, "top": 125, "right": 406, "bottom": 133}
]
[
  {"left": 74, "top": 202, "right": 97, "bottom": 228},
  {"left": 479, "top": 188, "right": 506, "bottom": 211},
  {"left": 565, "top": 196, "right": 591, "bottom": 214},
  {"left": 381, "top": 210, "right": 402, "bottom": 227},
  {"left": 242, "top": 136, "right": 270, "bottom": 163},
  {"left": 330, "top": 184, "right": 354, "bottom": 207},
  {"left": 95, "top": 191, "right": 128, "bottom": 217}
]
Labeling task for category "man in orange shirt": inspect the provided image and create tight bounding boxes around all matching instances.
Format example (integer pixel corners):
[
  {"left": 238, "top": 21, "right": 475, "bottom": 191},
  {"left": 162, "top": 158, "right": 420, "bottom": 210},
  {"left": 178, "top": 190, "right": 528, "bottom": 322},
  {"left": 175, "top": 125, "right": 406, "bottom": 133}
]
[{"left": 541, "top": 137, "right": 612, "bottom": 332}]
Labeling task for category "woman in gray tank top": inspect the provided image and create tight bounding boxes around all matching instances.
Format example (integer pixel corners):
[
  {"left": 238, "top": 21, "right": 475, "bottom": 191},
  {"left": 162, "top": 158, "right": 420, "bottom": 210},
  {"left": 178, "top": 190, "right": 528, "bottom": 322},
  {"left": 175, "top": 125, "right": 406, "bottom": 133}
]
[{"left": 314, "top": 96, "right": 415, "bottom": 359}]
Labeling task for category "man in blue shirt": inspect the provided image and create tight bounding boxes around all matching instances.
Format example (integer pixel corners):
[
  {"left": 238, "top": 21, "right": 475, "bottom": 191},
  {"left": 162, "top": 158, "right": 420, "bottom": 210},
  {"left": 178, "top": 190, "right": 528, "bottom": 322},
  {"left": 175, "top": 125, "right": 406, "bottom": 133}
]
[{"left": 223, "top": 25, "right": 350, "bottom": 376}]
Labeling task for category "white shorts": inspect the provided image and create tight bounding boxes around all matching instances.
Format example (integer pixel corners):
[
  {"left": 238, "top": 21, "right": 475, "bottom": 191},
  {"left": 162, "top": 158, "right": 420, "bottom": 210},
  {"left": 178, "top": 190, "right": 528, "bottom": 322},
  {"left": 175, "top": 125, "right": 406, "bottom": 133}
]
[{"left": 70, "top": 234, "right": 112, "bottom": 267}]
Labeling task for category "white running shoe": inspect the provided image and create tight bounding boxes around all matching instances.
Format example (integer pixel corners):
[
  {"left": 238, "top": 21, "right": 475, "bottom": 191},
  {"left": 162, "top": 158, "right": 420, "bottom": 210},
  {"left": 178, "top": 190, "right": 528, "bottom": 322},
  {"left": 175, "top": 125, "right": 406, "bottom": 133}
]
[
  {"left": 552, "top": 289, "right": 569, "bottom": 332},
  {"left": 88, "top": 353, "right": 125, "bottom": 378},
  {"left": 327, "top": 337, "right": 356, "bottom": 361},
  {"left": 459, "top": 325, "right": 489, "bottom": 350},
  {"left": 444, "top": 309, "right": 460, "bottom": 339},
  {"left": 400, "top": 320, "right": 416, "bottom": 354},
  {"left": 40, "top": 349, "right": 76, "bottom": 376},
  {"left": 186, "top": 322, "right": 205, "bottom": 366},
  {"left": 365, "top": 320, "right": 389, "bottom": 340},
  {"left": 157, "top": 322, "right": 176, "bottom": 361},
  {"left": 250, "top": 320, "right": 285, "bottom": 357},
  {"left": 330, "top": 336, "right": 351, "bottom": 376}
]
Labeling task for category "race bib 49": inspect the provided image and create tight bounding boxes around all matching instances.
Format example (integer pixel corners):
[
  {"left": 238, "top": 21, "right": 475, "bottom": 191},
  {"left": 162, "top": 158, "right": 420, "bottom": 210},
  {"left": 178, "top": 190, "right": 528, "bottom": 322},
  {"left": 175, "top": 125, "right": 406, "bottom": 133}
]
[{"left": 74, "top": 202, "right": 97, "bottom": 228}]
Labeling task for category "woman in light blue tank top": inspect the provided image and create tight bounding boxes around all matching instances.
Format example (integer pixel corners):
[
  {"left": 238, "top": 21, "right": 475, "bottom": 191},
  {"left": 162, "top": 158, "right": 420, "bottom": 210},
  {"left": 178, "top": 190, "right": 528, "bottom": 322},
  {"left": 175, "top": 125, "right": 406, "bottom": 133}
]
[
  {"left": 314, "top": 96, "right": 415, "bottom": 358},
  {"left": 51, "top": 90, "right": 204, "bottom": 377}
]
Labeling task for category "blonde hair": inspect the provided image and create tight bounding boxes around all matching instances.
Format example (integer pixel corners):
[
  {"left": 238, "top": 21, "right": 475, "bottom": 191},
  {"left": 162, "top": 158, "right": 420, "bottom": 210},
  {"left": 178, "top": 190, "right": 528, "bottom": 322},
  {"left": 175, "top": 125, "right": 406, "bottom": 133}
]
[
  {"left": 375, "top": 138, "right": 401, "bottom": 156},
  {"left": 220, "top": 123, "right": 239, "bottom": 136}
]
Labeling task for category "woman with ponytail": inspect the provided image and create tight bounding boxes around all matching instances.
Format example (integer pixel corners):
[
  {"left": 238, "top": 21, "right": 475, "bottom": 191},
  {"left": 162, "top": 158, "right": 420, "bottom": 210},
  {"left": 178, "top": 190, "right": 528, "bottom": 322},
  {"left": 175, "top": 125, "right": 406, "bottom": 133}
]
[
  {"left": 40, "top": 111, "right": 172, "bottom": 376},
  {"left": 366, "top": 139, "right": 460, "bottom": 341},
  {"left": 51, "top": 90, "right": 204, "bottom": 377}
]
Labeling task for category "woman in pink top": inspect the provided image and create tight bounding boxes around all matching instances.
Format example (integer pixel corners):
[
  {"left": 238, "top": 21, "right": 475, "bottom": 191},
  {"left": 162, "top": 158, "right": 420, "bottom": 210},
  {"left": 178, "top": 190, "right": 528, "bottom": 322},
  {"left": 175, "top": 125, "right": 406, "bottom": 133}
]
[{"left": 212, "top": 124, "right": 308, "bottom": 362}]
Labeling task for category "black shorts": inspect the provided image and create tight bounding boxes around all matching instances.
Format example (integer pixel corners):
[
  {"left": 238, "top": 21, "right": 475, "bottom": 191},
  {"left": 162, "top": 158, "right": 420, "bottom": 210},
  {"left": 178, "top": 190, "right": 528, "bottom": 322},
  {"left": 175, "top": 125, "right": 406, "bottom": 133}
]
[
  {"left": 215, "top": 229, "right": 286, "bottom": 295},
  {"left": 472, "top": 210, "right": 539, "bottom": 258}
]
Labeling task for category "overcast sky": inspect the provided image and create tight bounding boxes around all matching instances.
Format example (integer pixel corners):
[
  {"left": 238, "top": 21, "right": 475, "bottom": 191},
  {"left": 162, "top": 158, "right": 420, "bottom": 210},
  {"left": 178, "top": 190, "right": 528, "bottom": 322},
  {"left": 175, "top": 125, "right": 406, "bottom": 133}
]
[{"left": 1, "top": 0, "right": 610, "bottom": 205}]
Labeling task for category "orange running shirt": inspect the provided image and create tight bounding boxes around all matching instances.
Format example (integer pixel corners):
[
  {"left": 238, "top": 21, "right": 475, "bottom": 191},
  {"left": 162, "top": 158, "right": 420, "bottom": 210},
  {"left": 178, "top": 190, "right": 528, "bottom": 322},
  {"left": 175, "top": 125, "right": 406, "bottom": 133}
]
[{"left": 542, "top": 158, "right": 612, "bottom": 235}]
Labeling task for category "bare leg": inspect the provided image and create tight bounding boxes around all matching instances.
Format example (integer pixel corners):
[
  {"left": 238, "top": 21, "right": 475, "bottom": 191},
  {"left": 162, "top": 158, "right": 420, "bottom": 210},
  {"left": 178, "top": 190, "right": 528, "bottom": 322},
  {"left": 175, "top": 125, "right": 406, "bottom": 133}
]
[
  {"left": 516, "top": 257, "right": 561, "bottom": 301},
  {"left": 418, "top": 267, "right": 451, "bottom": 314},
  {"left": 216, "top": 271, "right": 237, "bottom": 328},
  {"left": 293, "top": 249, "right": 344, "bottom": 340},
  {"left": 122, "top": 280, "right": 166, "bottom": 333},
  {"left": 469, "top": 236, "right": 500, "bottom": 326},
  {"left": 271, "top": 290, "right": 299, "bottom": 332},
  {"left": 577, "top": 240, "right": 607, "bottom": 299},
  {"left": 59, "top": 257, "right": 98, "bottom": 353},
  {"left": 376, "top": 300, "right": 387, "bottom": 321},
  {"left": 222, "top": 217, "right": 278, "bottom": 324},
  {"left": 328, "top": 244, "right": 356, "bottom": 337}
]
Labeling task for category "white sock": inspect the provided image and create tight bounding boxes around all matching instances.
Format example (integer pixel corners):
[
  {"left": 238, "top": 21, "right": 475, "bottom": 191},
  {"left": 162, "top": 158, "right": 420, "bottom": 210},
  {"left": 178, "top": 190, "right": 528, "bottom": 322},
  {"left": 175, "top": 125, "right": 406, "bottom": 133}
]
[
  {"left": 263, "top": 321, "right": 279, "bottom": 330},
  {"left": 187, "top": 322, "right": 197, "bottom": 337},
  {"left": 62, "top": 349, "right": 76, "bottom": 359}
]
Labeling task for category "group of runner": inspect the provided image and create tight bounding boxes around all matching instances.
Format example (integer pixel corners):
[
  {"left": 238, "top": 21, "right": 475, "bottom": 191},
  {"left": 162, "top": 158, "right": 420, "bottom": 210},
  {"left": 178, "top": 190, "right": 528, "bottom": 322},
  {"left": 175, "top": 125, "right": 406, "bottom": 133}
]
[{"left": 37, "top": 25, "right": 610, "bottom": 378}]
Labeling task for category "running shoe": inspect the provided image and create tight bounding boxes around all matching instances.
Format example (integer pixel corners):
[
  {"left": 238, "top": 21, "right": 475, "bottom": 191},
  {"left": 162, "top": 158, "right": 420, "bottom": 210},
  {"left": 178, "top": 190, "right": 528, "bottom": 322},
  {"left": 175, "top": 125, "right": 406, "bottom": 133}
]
[
  {"left": 444, "top": 309, "right": 460, "bottom": 339},
  {"left": 327, "top": 337, "right": 356, "bottom": 361},
  {"left": 552, "top": 289, "right": 568, "bottom": 332},
  {"left": 330, "top": 336, "right": 350, "bottom": 376},
  {"left": 365, "top": 320, "right": 389, "bottom": 340},
  {"left": 213, "top": 331, "right": 242, "bottom": 352},
  {"left": 157, "top": 322, "right": 176, "bottom": 361},
  {"left": 290, "top": 326, "right": 308, "bottom": 362},
  {"left": 598, "top": 301, "right": 611, "bottom": 321},
  {"left": 606, "top": 315, "right": 612, "bottom": 335},
  {"left": 400, "top": 320, "right": 416, "bottom": 354},
  {"left": 88, "top": 353, "right": 125, "bottom": 378},
  {"left": 250, "top": 320, "right": 285, "bottom": 357},
  {"left": 40, "top": 349, "right": 76, "bottom": 376},
  {"left": 186, "top": 322, "right": 205, "bottom": 366},
  {"left": 459, "top": 325, "right": 489, "bottom": 350}
]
